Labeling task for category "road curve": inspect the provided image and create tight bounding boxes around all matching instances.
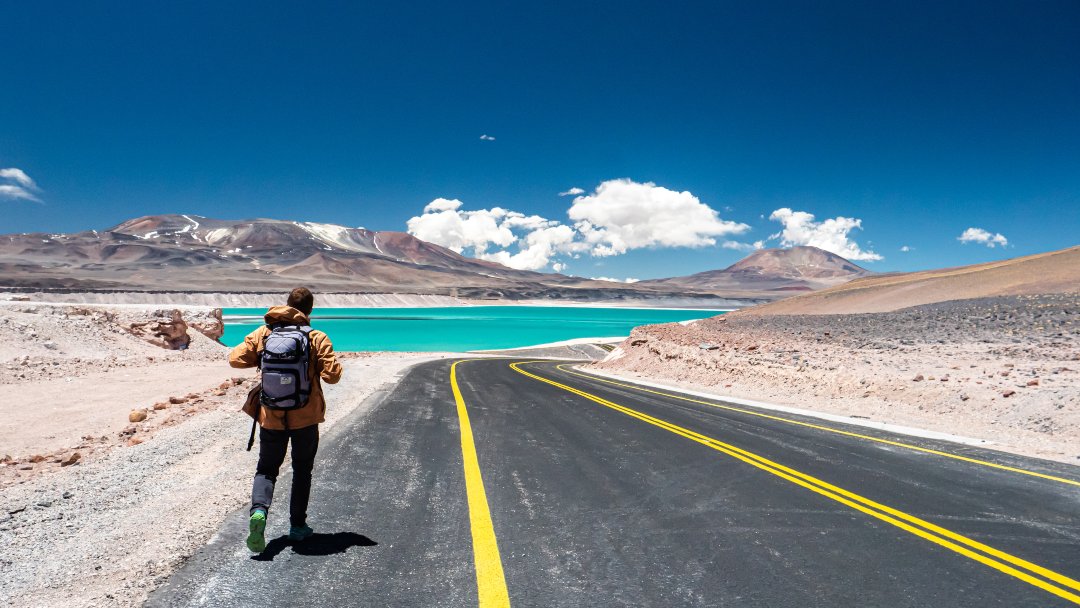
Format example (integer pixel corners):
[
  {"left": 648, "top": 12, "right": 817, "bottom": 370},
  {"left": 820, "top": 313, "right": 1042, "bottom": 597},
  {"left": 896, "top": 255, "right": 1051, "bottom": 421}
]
[{"left": 149, "top": 358, "right": 1080, "bottom": 607}]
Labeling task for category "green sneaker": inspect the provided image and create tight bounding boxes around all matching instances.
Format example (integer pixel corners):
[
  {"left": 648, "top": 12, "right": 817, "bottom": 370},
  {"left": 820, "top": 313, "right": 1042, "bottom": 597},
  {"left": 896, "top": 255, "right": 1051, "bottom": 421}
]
[
  {"left": 288, "top": 524, "right": 314, "bottom": 542},
  {"left": 246, "top": 510, "right": 267, "bottom": 553}
]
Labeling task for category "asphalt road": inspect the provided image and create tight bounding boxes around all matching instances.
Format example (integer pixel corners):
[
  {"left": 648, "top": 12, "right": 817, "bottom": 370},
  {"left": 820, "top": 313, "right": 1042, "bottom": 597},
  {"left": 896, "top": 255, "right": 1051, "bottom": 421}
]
[{"left": 149, "top": 358, "right": 1080, "bottom": 607}]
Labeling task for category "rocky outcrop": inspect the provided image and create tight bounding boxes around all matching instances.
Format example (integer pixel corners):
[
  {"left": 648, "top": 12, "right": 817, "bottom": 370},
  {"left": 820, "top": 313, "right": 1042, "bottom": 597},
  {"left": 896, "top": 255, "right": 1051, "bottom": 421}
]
[{"left": 125, "top": 310, "right": 192, "bottom": 349}]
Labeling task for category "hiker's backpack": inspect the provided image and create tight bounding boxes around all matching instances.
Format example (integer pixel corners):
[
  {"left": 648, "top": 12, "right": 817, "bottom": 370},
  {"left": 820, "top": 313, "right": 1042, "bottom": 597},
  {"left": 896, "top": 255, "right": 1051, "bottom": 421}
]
[{"left": 258, "top": 324, "right": 313, "bottom": 410}]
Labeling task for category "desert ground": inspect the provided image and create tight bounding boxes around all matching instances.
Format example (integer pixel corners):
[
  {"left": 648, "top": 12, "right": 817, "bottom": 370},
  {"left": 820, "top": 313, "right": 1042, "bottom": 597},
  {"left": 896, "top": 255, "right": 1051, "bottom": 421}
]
[
  {"left": 2, "top": 266, "right": 1078, "bottom": 606},
  {"left": 596, "top": 293, "right": 1079, "bottom": 463},
  {"left": 0, "top": 301, "right": 457, "bottom": 607}
]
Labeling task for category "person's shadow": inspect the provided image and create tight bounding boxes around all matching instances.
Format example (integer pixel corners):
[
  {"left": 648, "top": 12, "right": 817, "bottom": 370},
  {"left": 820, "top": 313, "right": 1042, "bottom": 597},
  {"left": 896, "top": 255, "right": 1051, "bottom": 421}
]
[{"left": 251, "top": 532, "right": 377, "bottom": 561}]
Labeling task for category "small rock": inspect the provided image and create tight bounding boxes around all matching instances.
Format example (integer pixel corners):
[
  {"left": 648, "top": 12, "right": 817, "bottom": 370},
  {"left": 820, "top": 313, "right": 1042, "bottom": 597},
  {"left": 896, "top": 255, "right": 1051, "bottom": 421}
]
[
  {"left": 960, "top": 393, "right": 970, "bottom": 401},
  {"left": 120, "top": 426, "right": 136, "bottom": 436},
  {"left": 168, "top": 396, "right": 187, "bottom": 405},
  {"left": 1002, "top": 390, "right": 1016, "bottom": 398},
  {"left": 18, "top": 465, "right": 32, "bottom": 471},
  {"left": 1026, "top": 379, "right": 1039, "bottom": 387},
  {"left": 128, "top": 410, "right": 148, "bottom": 423},
  {"left": 912, "top": 374, "right": 925, "bottom": 382},
  {"left": 126, "top": 438, "right": 144, "bottom": 447},
  {"left": 153, "top": 402, "right": 168, "bottom": 410},
  {"left": 218, "top": 381, "right": 232, "bottom": 390},
  {"left": 29, "top": 454, "right": 46, "bottom": 463},
  {"left": 62, "top": 491, "right": 73, "bottom": 499},
  {"left": 60, "top": 453, "right": 81, "bottom": 467},
  {"left": 36, "top": 500, "right": 52, "bottom": 508},
  {"left": 212, "top": 389, "right": 227, "bottom": 396},
  {"left": 231, "top": 377, "right": 246, "bottom": 386}
]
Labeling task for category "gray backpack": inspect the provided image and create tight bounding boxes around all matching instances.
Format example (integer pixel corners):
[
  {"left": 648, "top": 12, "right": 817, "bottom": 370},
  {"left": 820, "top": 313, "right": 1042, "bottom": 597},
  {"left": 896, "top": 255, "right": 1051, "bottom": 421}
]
[{"left": 258, "top": 324, "right": 313, "bottom": 410}]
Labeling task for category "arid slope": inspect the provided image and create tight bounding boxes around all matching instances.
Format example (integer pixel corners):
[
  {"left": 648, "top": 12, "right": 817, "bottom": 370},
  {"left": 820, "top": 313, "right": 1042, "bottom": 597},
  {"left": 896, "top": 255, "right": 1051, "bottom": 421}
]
[{"left": 739, "top": 245, "right": 1080, "bottom": 316}]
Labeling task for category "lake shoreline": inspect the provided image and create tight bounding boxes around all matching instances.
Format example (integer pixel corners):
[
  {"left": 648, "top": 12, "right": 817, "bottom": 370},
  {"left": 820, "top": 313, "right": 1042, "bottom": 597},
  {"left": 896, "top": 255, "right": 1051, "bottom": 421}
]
[{"left": 221, "top": 305, "right": 726, "bottom": 352}]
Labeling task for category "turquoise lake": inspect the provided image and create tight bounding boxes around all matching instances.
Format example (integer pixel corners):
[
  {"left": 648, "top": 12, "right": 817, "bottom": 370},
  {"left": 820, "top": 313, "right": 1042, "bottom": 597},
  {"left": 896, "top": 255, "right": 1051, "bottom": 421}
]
[{"left": 221, "top": 306, "right": 725, "bottom": 352}]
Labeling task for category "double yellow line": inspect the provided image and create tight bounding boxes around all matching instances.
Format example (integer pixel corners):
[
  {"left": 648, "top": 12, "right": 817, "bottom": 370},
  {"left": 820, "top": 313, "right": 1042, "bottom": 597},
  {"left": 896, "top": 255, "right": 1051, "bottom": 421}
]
[
  {"left": 554, "top": 364, "right": 1080, "bottom": 488},
  {"left": 511, "top": 361, "right": 1080, "bottom": 605}
]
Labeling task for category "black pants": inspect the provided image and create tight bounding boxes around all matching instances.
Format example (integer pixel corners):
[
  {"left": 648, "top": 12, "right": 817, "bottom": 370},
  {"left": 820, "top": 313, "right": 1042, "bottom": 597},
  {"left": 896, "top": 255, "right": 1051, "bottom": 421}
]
[{"left": 250, "top": 424, "right": 319, "bottom": 527}]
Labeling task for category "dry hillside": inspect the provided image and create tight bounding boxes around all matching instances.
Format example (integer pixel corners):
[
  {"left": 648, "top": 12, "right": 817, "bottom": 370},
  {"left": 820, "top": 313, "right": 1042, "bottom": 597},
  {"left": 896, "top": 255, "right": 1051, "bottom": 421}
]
[{"left": 738, "top": 245, "right": 1080, "bottom": 316}]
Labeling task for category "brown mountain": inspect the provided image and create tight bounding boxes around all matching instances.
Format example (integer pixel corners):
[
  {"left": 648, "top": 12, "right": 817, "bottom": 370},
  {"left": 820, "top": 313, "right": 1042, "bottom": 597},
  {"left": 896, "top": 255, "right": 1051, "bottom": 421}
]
[
  {"left": 0, "top": 215, "right": 720, "bottom": 303},
  {"left": 0, "top": 215, "right": 872, "bottom": 304},
  {"left": 640, "top": 246, "right": 871, "bottom": 293},
  {"left": 737, "top": 244, "right": 1080, "bottom": 315}
]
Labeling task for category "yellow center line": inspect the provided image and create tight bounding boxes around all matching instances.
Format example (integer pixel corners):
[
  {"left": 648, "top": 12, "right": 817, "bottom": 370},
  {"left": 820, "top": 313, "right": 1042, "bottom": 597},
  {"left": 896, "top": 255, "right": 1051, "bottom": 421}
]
[
  {"left": 451, "top": 360, "right": 511, "bottom": 607},
  {"left": 511, "top": 361, "right": 1080, "bottom": 605},
  {"left": 553, "top": 363, "right": 1080, "bottom": 488}
]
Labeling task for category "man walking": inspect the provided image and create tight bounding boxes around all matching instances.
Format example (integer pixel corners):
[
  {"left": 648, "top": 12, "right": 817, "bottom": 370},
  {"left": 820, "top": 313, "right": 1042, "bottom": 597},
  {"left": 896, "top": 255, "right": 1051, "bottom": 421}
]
[{"left": 229, "top": 287, "right": 343, "bottom": 552}]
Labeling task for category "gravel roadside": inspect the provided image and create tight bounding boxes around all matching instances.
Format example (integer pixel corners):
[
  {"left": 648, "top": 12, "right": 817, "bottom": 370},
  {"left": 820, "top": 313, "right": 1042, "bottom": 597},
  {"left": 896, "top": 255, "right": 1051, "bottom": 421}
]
[
  {"left": 0, "top": 353, "right": 454, "bottom": 608},
  {"left": 597, "top": 294, "right": 1080, "bottom": 462}
]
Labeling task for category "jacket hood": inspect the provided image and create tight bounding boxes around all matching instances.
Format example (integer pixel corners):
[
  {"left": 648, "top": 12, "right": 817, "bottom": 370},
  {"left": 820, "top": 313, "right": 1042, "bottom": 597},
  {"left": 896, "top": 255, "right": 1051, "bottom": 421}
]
[{"left": 264, "top": 305, "right": 311, "bottom": 325}]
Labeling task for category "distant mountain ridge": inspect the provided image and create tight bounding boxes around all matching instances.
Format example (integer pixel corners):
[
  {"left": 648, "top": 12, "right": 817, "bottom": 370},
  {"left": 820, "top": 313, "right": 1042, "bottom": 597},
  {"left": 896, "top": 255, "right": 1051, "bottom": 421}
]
[
  {"left": 0, "top": 215, "right": 869, "bottom": 303},
  {"left": 641, "top": 246, "right": 871, "bottom": 292}
]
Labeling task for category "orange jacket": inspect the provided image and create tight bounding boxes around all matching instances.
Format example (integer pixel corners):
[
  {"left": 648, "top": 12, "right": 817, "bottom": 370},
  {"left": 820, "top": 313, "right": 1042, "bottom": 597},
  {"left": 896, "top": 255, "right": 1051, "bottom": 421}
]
[{"left": 229, "top": 306, "right": 343, "bottom": 430}]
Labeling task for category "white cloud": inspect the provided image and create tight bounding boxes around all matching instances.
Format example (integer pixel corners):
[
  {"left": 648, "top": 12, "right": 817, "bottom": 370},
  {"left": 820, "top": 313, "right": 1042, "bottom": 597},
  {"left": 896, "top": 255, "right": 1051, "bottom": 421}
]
[
  {"left": 407, "top": 200, "right": 578, "bottom": 270},
  {"left": 568, "top": 179, "right": 749, "bottom": 257},
  {"left": 423, "top": 198, "right": 464, "bottom": 213},
  {"left": 900, "top": 245, "right": 912, "bottom": 252},
  {"left": 479, "top": 134, "right": 496, "bottom": 141},
  {"left": 958, "top": 227, "right": 1008, "bottom": 248},
  {"left": 722, "top": 240, "right": 765, "bottom": 252},
  {"left": 559, "top": 187, "right": 585, "bottom": 197},
  {"left": 0, "top": 167, "right": 42, "bottom": 203},
  {"left": 408, "top": 179, "right": 750, "bottom": 271},
  {"left": 0, "top": 168, "right": 37, "bottom": 189},
  {"left": 478, "top": 223, "right": 578, "bottom": 271},
  {"left": 767, "top": 208, "right": 882, "bottom": 261}
]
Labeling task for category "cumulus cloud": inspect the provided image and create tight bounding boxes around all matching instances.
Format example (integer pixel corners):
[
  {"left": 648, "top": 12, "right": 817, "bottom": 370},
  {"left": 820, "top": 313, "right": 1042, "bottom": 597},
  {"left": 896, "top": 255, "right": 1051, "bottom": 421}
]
[
  {"left": 767, "top": 208, "right": 882, "bottom": 261},
  {"left": 958, "top": 227, "right": 1008, "bottom": 248},
  {"left": 0, "top": 167, "right": 42, "bottom": 203},
  {"left": 900, "top": 245, "right": 912, "bottom": 252},
  {"left": 407, "top": 179, "right": 750, "bottom": 272},
  {"left": 568, "top": 179, "right": 749, "bottom": 257},
  {"left": 479, "top": 134, "right": 496, "bottom": 141},
  {"left": 407, "top": 201, "right": 577, "bottom": 270}
]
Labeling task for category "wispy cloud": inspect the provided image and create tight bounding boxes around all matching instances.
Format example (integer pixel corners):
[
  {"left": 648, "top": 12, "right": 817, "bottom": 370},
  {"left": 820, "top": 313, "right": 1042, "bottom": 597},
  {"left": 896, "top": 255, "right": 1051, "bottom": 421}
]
[
  {"left": 958, "top": 227, "right": 1008, "bottom": 248},
  {"left": 900, "top": 245, "right": 912, "bottom": 252},
  {"left": 0, "top": 167, "right": 43, "bottom": 203},
  {"left": 559, "top": 187, "right": 584, "bottom": 197},
  {"left": 479, "top": 134, "right": 496, "bottom": 141}
]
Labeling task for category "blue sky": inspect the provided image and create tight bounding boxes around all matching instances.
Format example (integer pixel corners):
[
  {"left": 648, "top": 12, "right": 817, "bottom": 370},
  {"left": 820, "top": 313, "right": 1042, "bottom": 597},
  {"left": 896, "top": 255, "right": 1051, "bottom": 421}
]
[{"left": 1, "top": 1, "right": 1077, "bottom": 280}]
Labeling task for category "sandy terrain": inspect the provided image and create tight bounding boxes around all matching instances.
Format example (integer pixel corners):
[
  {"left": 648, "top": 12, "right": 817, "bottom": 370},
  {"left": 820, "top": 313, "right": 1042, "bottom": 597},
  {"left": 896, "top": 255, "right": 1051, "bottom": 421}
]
[
  {"left": 0, "top": 349, "right": 455, "bottom": 608},
  {"left": 596, "top": 293, "right": 1080, "bottom": 463},
  {"left": 0, "top": 299, "right": 461, "bottom": 607},
  {"left": 744, "top": 244, "right": 1079, "bottom": 315}
]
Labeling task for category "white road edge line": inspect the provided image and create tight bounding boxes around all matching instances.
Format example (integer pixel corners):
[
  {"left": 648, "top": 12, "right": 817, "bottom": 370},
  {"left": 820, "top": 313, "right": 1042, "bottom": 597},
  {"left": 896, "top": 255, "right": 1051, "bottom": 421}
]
[{"left": 571, "top": 365, "right": 994, "bottom": 447}]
